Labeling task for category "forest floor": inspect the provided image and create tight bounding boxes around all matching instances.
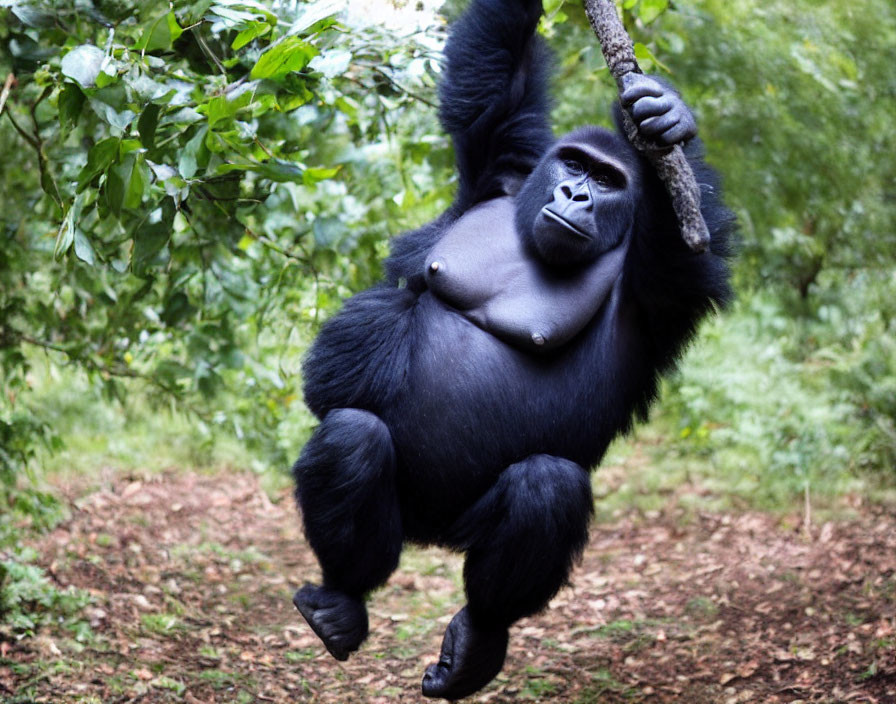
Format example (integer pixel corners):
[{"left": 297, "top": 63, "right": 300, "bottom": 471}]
[{"left": 2, "top": 468, "right": 895, "bottom": 704}]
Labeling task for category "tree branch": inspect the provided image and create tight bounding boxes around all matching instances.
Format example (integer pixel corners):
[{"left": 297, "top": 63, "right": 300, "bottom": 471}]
[
  {"left": 582, "top": 0, "right": 710, "bottom": 253},
  {"left": 0, "top": 73, "right": 16, "bottom": 117}
]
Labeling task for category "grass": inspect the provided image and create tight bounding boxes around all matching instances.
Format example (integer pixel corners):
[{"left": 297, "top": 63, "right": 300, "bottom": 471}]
[
  {"left": 591, "top": 296, "right": 896, "bottom": 521},
  {"left": 284, "top": 649, "right": 318, "bottom": 663},
  {"left": 575, "top": 668, "right": 639, "bottom": 701},
  {"left": 520, "top": 667, "right": 559, "bottom": 698},
  {"left": 198, "top": 668, "right": 252, "bottom": 689},
  {"left": 684, "top": 596, "right": 720, "bottom": 621},
  {"left": 140, "top": 613, "right": 181, "bottom": 635},
  {"left": 31, "top": 375, "right": 256, "bottom": 481}
]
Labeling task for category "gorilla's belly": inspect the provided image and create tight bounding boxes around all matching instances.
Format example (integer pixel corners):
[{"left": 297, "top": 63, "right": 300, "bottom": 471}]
[{"left": 383, "top": 293, "right": 601, "bottom": 535}]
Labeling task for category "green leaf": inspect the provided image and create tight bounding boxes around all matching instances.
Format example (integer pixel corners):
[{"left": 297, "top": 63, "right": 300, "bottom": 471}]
[
  {"left": 178, "top": 126, "right": 209, "bottom": 179},
  {"left": 58, "top": 83, "right": 86, "bottom": 130},
  {"left": 107, "top": 154, "right": 146, "bottom": 215},
  {"left": 60, "top": 45, "right": 105, "bottom": 88},
  {"left": 138, "top": 104, "right": 161, "bottom": 148},
  {"left": 94, "top": 63, "right": 118, "bottom": 89},
  {"left": 147, "top": 160, "right": 186, "bottom": 199},
  {"left": 55, "top": 211, "right": 75, "bottom": 260},
  {"left": 136, "top": 12, "right": 184, "bottom": 53},
  {"left": 278, "top": 81, "right": 314, "bottom": 112},
  {"left": 55, "top": 194, "right": 85, "bottom": 260},
  {"left": 209, "top": 4, "right": 274, "bottom": 26},
  {"left": 203, "top": 87, "right": 254, "bottom": 128},
  {"left": 88, "top": 99, "right": 136, "bottom": 132},
  {"left": 90, "top": 82, "right": 129, "bottom": 111},
  {"left": 125, "top": 157, "right": 148, "bottom": 209},
  {"left": 73, "top": 231, "right": 97, "bottom": 266},
  {"left": 216, "top": 159, "right": 305, "bottom": 183},
  {"left": 125, "top": 73, "right": 176, "bottom": 103},
  {"left": 639, "top": 0, "right": 669, "bottom": 24},
  {"left": 286, "top": 0, "right": 342, "bottom": 35},
  {"left": 76, "top": 137, "right": 120, "bottom": 191},
  {"left": 120, "top": 139, "right": 143, "bottom": 156},
  {"left": 104, "top": 159, "right": 127, "bottom": 216},
  {"left": 232, "top": 21, "right": 272, "bottom": 51},
  {"left": 131, "top": 220, "right": 171, "bottom": 273},
  {"left": 250, "top": 37, "right": 318, "bottom": 82},
  {"left": 633, "top": 43, "right": 669, "bottom": 72},
  {"left": 11, "top": 4, "right": 55, "bottom": 27},
  {"left": 40, "top": 165, "right": 60, "bottom": 205},
  {"left": 302, "top": 166, "right": 341, "bottom": 185}
]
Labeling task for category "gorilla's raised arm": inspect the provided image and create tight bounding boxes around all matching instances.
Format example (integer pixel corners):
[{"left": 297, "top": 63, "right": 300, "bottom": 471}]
[{"left": 439, "top": 0, "right": 554, "bottom": 205}]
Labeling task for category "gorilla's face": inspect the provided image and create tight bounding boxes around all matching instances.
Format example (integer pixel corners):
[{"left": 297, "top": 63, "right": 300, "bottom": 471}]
[{"left": 516, "top": 127, "right": 642, "bottom": 268}]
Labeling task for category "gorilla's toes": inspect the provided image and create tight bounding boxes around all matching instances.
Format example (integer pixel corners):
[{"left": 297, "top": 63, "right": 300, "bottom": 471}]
[
  {"left": 293, "top": 583, "right": 368, "bottom": 661},
  {"left": 421, "top": 607, "right": 508, "bottom": 700}
]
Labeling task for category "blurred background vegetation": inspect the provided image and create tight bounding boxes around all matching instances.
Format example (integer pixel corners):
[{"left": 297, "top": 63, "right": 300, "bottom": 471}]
[{"left": 1, "top": 0, "right": 894, "bottom": 635}]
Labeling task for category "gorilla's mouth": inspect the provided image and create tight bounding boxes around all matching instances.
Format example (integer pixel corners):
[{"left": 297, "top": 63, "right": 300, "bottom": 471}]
[{"left": 541, "top": 208, "right": 592, "bottom": 242}]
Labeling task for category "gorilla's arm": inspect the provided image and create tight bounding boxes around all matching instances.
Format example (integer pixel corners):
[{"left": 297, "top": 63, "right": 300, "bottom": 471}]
[
  {"left": 439, "top": 0, "right": 554, "bottom": 205},
  {"left": 619, "top": 96, "right": 736, "bottom": 378},
  {"left": 385, "top": 0, "right": 553, "bottom": 284}
]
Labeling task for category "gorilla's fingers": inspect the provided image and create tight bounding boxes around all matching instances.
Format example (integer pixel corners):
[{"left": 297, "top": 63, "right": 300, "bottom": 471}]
[
  {"left": 631, "top": 95, "right": 674, "bottom": 120},
  {"left": 620, "top": 74, "right": 664, "bottom": 105},
  {"left": 638, "top": 111, "right": 680, "bottom": 137},
  {"left": 657, "top": 115, "right": 697, "bottom": 145}
]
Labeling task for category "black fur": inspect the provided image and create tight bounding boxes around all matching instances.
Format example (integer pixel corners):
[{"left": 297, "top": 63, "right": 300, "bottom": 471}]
[{"left": 292, "top": 0, "right": 735, "bottom": 698}]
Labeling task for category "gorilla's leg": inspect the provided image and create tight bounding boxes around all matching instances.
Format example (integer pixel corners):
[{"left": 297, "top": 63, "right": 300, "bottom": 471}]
[
  {"left": 422, "top": 454, "right": 592, "bottom": 699},
  {"left": 292, "top": 408, "right": 402, "bottom": 661}
]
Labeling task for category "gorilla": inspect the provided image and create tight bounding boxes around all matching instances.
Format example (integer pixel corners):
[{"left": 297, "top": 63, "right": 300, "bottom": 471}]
[{"left": 291, "top": 0, "right": 734, "bottom": 698}]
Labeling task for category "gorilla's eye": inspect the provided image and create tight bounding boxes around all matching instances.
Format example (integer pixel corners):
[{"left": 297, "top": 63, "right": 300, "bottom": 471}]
[
  {"left": 563, "top": 159, "right": 585, "bottom": 175},
  {"left": 593, "top": 166, "right": 627, "bottom": 190}
]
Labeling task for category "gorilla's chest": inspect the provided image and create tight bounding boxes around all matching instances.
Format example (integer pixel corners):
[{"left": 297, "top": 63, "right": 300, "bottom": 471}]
[{"left": 424, "top": 197, "right": 625, "bottom": 352}]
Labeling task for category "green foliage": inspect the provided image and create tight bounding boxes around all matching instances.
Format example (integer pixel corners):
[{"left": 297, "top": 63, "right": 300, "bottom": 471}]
[
  {"left": 0, "top": 548, "right": 91, "bottom": 639},
  {"left": 0, "top": 0, "right": 451, "bottom": 487},
  {"left": 644, "top": 0, "right": 896, "bottom": 492},
  {"left": 661, "top": 0, "right": 896, "bottom": 297},
  {"left": 660, "top": 295, "right": 889, "bottom": 506}
]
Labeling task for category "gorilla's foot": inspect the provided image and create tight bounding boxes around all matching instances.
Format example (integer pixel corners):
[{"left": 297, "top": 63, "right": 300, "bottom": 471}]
[
  {"left": 293, "top": 583, "right": 368, "bottom": 661},
  {"left": 421, "top": 607, "right": 508, "bottom": 700}
]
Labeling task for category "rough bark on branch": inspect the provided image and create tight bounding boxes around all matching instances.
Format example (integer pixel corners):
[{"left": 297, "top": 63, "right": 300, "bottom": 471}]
[{"left": 583, "top": 0, "right": 710, "bottom": 253}]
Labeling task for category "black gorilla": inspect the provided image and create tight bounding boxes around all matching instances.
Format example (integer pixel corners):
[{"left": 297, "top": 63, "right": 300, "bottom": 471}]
[{"left": 292, "top": 0, "right": 734, "bottom": 698}]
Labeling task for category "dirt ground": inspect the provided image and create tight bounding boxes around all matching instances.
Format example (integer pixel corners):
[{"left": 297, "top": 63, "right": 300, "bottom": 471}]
[{"left": 1, "top": 470, "right": 895, "bottom": 703}]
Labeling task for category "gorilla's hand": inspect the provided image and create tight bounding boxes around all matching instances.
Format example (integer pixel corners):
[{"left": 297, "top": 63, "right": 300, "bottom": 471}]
[{"left": 620, "top": 73, "right": 697, "bottom": 147}]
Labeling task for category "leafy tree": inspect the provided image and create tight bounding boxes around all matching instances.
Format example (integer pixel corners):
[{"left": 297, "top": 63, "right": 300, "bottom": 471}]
[
  {"left": 0, "top": 0, "right": 451, "bottom": 488},
  {"left": 1, "top": 0, "right": 452, "bottom": 630}
]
